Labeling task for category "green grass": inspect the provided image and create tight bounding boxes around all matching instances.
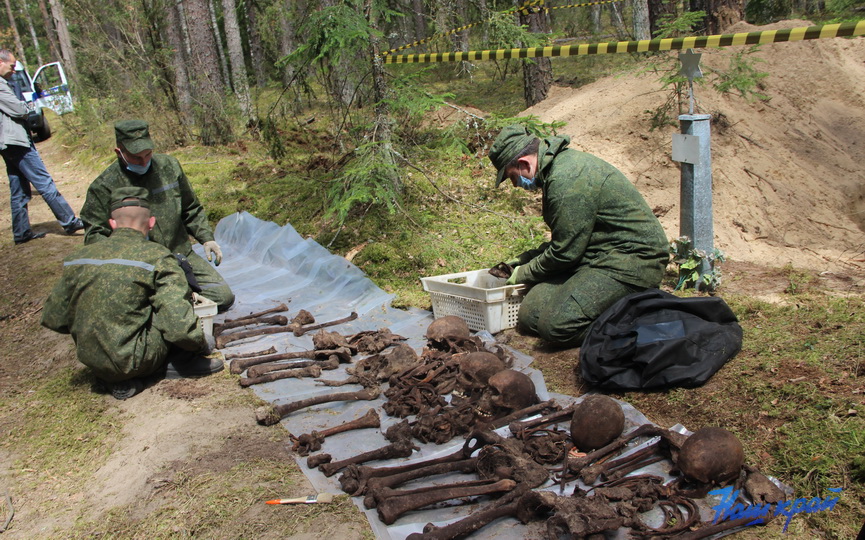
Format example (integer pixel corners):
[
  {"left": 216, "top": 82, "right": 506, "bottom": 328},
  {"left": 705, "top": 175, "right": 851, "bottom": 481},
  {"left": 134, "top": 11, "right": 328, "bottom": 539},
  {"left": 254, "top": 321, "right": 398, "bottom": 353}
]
[{"left": 0, "top": 368, "right": 119, "bottom": 485}]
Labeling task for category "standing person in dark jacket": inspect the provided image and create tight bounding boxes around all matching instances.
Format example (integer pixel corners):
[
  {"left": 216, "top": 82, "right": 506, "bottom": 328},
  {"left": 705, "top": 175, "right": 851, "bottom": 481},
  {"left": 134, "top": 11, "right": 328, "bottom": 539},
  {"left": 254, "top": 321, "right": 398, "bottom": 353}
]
[
  {"left": 489, "top": 124, "right": 669, "bottom": 347},
  {"left": 0, "top": 49, "right": 83, "bottom": 245},
  {"left": 80, "top": 119, "right": 234, "bottom": 311},
  {"left": 41, "top": 187, "right": 223, "bottom": 400}
]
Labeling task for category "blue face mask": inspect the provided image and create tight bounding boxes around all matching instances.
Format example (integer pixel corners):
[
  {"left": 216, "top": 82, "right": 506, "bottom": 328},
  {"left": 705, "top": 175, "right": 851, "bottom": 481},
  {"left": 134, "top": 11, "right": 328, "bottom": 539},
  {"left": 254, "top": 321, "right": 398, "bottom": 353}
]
[
  {"left": 120, "top": 152, "right": 151, "bottom": 175},
  {"left": 518, "top": 175, "right": 539, "bottom": 191}
]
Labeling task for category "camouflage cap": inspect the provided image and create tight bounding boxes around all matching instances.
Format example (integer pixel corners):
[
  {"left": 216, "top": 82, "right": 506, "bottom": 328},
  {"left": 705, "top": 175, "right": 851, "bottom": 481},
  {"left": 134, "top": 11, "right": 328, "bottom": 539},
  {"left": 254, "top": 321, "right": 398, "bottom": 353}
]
[
  {"left": 114, "top": 119, "right": 154, "bottom": 154},
  {"left": 110, "top": 186, "right": 150, "bottom": 211},
  {"left": 488, "top": 124, "right": 535, "bottom": 187}
]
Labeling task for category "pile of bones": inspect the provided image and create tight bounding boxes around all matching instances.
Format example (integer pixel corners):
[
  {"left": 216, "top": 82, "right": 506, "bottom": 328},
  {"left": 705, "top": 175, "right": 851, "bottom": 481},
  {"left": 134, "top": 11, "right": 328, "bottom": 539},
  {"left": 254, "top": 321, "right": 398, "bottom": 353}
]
[{"left": 214, "top": 308, "right": 787, "bottom": 539}]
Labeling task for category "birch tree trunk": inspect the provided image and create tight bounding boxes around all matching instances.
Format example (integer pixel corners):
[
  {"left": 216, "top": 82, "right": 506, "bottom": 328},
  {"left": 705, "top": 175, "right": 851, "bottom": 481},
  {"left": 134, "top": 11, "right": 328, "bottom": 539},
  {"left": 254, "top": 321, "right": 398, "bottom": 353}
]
[
  {"left": 47, "top": 0, "right": 77, "bottom": 80},
  {"left": 182, "top": 0, "right": 232, "bottom": 144},
  {"left": 36, "top": 0, "right": 60, "bottom": 61},
  {"left": 21, "top": 0, "right": 43, "bottom": 65},
  {"left": 221, "top": 0, "right": 254, "bottom": 123},
  {"left": 4, "top": 0, "right": 28, "bottom": 66},
  {"left": 632, "top": 0, "right": 651, "bottom": 40}
]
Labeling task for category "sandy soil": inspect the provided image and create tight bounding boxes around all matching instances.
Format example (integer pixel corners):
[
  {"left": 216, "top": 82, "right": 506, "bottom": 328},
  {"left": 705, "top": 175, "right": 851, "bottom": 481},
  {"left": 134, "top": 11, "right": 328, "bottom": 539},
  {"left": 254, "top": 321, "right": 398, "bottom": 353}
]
[{"left": 0, "top": 18, "right": 863, "bottom": 538}]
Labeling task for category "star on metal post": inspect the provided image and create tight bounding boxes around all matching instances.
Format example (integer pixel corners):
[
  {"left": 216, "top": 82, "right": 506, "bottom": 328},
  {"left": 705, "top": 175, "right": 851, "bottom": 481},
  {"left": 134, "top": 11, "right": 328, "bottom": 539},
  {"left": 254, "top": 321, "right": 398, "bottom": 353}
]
[{"left": 678, "top": 49, "right": 703, "bottom": 114}]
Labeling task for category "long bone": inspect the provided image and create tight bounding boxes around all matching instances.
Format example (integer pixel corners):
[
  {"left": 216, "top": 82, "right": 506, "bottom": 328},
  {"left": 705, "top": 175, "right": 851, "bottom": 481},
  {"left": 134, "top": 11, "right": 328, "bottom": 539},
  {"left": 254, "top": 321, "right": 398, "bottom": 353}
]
[
  {"left": 478, "top": 399, "right": 560, "bottom": 432},
  {"left": 318, "top": 440, "right": 416, "bottom": 477},
  {"left": 239, "top": 365, "right": 322, "bottom": 387},
  {"left": 223, "top": 303, "right": 289, "bottom": 323},
  {"left": 368, "top": 479, "right": 496, "bottom": 511},
  {"left": 217, "top": 312, "right": 358, "bottom": 347},
  {"left": 255, "top": 387, "right": 380, "bottom": 426},
  {"left": 564, "top": 424, "right": 684, "bottom": 483},
  {"left": 230, "top": 347, "right": 350, "bottom": 374},
  {"left": 376, "top": 478, "right": 517, "bottom": 525},
  {"left": 223, "top": 346, "right": 276, "bottom": 360},
  {"left": 509, "top": 404, "right": 573, "bottom": 438},
  {"left": 245, "top": 356, "right": 339, "bottom": 379},
  {"left": 339, "top": 445, "right": 474, "bottom": 496},
  {"left": 406, "top": 485, "right": 538, "bottom": 540},
  {"left": 362, "top": 458, "right": 479, "bottom": 507},
  {"left": 290, "top": 408, "right": 380, "bottom": 456},
  {"left": 214, "top": 315, "right": 288, "bottom": 337}
]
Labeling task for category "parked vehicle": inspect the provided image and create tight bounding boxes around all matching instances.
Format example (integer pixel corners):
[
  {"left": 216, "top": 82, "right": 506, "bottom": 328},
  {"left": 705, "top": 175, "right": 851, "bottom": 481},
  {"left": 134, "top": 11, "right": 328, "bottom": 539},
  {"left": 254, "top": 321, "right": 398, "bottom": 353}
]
[{"left": 10, "top": 61, "right": 74, "bottom": 142}]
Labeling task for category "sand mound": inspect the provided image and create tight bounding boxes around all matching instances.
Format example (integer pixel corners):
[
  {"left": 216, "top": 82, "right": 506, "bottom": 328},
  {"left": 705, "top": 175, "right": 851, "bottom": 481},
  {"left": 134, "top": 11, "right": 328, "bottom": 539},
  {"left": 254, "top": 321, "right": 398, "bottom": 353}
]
[{"left": 523, "top": 19, "right": 865, "bottom": 278}]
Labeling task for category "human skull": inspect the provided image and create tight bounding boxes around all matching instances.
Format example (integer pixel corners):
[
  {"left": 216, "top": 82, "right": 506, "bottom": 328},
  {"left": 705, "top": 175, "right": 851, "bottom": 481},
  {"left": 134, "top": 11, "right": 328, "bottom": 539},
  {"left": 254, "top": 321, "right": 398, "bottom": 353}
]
[
  {"left": 454, "top": 352, "right": 506, "bottom": 400},
  {"left": 425, "top": 315, "right": 470, "bottom": 349},
  {"left": 570, "top": 395, "right": 625, "bottom": 451},
  {"left": 677, "top": 427, "right": 744, "bottom": 485},
  {"left": 475, "top": 369, "right": 538, "bottom": 420}
]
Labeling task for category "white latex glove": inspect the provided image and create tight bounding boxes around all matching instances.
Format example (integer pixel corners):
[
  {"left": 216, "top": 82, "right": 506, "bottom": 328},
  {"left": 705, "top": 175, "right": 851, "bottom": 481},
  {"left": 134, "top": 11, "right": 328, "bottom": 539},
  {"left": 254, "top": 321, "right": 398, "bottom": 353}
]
[{"left": 203, "top": 241, "right": 222, "bottom": 266}]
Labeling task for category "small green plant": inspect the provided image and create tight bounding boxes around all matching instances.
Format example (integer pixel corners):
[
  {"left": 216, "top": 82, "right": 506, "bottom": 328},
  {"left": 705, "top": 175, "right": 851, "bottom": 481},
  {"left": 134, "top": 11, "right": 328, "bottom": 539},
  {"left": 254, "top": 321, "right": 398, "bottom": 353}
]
[
  {"left": 670, "top": 236, "right": 726, "bottom": 292},
  {"left": 712, "top": 45, "right": 770, "bottom": 101}
]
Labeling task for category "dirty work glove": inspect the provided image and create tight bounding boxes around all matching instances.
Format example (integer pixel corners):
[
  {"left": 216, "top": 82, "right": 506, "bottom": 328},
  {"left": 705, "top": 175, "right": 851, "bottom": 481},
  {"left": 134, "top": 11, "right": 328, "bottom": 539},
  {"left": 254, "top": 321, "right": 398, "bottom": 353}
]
[
  {"left": 203, "top": 241, "right": 222, "bottom": 266},
  {"left": 505, "top": 265, "right": 524, "bottom": 286},
  {"left": 488, "top": 262, "right": 513, "bottom": 279}
]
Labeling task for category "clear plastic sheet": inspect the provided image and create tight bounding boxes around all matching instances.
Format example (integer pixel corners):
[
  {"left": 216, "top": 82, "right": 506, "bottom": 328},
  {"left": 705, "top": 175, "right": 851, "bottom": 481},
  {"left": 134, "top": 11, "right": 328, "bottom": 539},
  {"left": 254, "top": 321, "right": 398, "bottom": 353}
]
[{"left": 204, "top": 213, "right": 784, "bottom": 540}]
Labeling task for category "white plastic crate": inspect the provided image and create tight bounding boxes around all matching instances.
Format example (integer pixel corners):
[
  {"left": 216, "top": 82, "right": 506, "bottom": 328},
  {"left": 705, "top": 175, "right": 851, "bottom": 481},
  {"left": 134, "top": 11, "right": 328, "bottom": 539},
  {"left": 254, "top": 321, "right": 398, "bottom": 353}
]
[
  {"left": 193, "top": 296, "right": 218, "bottom": 338},
  {"left": 420, "top": 269, "right": 525, "bottom": 333}
]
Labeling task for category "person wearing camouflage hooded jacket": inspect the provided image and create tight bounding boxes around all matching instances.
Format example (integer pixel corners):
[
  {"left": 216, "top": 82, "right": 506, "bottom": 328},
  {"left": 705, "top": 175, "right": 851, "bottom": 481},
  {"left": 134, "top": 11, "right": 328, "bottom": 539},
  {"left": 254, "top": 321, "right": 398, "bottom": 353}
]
[
  {"left": 80, "top": 120, "right": 234, "bottom": 311},
  {"left": 489, "top": 125, "right": 669, "bottom": 347},
  {"left": 41, "top": 187, "right": 209, "bottom": 386}
]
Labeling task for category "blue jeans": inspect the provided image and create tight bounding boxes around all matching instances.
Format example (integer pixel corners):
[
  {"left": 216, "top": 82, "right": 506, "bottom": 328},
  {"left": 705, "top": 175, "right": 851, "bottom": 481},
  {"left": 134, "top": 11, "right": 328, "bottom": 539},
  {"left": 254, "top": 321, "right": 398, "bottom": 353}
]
[{"left": 2, "top": 143, "right": 77, "bottom": 242}]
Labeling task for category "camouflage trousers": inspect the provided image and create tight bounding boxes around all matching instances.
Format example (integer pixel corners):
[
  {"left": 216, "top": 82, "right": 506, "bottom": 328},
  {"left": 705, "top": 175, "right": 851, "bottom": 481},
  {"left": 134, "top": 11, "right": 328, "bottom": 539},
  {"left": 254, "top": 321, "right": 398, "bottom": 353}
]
[
  {"left": 518, "top": 267, "right": 644, "bottom": 348},
  {"left": 186, "top": 250, "right": 235, "bottom": 312}
]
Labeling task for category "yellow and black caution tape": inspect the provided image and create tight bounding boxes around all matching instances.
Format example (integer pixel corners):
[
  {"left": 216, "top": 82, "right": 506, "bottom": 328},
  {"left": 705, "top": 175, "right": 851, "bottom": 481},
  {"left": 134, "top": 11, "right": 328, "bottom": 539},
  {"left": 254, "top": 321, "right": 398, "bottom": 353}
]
[
  {"left": 382, "top": 0, "right": 622, "bottom": 56},
  {"left": 384, "top": 20, "right": 865, "bottom": 64}
]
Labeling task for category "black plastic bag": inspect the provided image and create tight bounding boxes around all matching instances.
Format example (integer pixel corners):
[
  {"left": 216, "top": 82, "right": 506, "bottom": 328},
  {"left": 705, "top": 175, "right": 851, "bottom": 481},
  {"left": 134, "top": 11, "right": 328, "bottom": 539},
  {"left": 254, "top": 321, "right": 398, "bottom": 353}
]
[{"left": 579, "top": 289, "right": 742, "bottom": 390}]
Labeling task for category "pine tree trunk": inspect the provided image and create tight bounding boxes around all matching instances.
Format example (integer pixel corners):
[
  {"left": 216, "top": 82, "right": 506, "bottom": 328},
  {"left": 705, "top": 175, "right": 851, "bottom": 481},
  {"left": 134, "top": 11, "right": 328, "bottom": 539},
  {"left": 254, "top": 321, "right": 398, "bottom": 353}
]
[
  {"left": 277, "top": 0, "right": 295, "bottom": 87},
  {"left": 5, "top": 0, "right": 28, "bottom": 66},
  {"left": 36, "top": 0, "right": 60, "bottom": 62},
  {"left": 365, "top": 0, "right": 398, "bottom": 192},
  {"left": 21, "top": 0, "right": 44, "bottom": 65},
  {"left": 47, "top": 0, "right": 77, "bottom": 80},
  {"left": 221, "top": 0, "right": 254, "bottom": 123},
  {"left": 632, "top": 0, "right": 651, "bottom": 40},
  {"left": 244, "top": 0, "right": 266, "bottom": 87},
  {"left": 520, "top": 0, "right": 551, "bottom": 107},
  {"left": 208, "top": 0, "right": 229, "bottom": 89},
  {"left": 608, "top": 2, "right": 628, "bottom": 40},
  {"left": 182, "top": 0, "right": 232, "bottom": 145},
  {"left": 411, "top": 0, "right": 425, "bottom": 44},
  {"left": 165, "top": 0, "right": 194, "bottom": 128}
]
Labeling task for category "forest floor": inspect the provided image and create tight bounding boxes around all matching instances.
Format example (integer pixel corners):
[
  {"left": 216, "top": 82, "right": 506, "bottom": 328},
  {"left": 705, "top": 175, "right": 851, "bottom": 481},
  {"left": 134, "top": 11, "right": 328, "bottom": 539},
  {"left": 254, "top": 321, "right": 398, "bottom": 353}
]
[{"left": 0, "top": 18, "right": 864, "bottom": 539}]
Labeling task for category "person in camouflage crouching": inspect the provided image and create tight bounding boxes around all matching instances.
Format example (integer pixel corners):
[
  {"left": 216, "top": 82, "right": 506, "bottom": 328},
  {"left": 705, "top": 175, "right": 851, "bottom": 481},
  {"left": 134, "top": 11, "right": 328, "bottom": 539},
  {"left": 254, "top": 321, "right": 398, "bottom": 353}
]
[
  {"left": 80, "top": 119, "right": 234, "bottom": 312},
  {"left": 41, "top": 187, "right": 223, "bottom": 400},
  {"left": 489, "top": 124, "right": 670, "bottom": 348}
]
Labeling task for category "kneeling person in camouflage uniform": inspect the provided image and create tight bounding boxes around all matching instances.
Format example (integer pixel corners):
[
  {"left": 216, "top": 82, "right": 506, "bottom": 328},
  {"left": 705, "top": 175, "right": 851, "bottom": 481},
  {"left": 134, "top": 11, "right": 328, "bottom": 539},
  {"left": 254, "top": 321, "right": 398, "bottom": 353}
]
[
  {"left": 41, "top": 187, "right": 223, "bottom": 400},
  {"left": 489, "top": 125, "right": 670, "bottom": 348}
]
